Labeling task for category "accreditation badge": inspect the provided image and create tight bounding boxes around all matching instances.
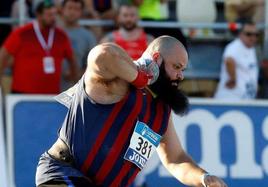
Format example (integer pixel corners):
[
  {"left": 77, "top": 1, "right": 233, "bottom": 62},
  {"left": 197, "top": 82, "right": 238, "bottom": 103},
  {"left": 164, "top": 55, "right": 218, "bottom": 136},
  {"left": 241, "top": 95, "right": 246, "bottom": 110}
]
[
  {"left": 124, "top": 121, "right": 162, "bottom": 169},
  {"left": 43, "top": 56, "right": 55, "bottom": 74}
]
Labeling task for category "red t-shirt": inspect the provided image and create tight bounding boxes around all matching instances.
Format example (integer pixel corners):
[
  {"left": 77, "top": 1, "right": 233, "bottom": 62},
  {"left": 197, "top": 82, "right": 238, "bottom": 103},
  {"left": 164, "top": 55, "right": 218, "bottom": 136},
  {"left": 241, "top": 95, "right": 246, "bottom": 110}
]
[
  {"left": 3, "top": 22, "right": 73, "bottom": 94},
  {"left": 113, "top": 30, "right": 148, "bottom": 60}
]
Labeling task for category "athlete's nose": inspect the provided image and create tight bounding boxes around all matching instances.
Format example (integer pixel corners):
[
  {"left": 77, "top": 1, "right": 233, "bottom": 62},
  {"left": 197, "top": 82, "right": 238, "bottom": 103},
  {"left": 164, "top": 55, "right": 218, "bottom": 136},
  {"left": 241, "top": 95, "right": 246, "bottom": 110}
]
[{"left": 177, "top": 71, "right": 184, "bottom": 81}]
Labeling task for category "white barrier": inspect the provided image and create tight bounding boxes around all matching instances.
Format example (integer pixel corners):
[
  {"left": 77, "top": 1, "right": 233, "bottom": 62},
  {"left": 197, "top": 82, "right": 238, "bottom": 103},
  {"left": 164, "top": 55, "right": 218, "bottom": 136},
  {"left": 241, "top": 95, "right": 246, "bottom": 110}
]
[{"left": 0, "top": 88, "right": 8, "bottom": 187}]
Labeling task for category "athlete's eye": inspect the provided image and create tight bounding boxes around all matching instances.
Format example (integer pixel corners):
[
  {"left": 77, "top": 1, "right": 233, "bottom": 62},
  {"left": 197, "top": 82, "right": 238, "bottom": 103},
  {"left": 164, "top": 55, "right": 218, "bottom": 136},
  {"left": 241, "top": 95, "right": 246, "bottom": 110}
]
[{"left": 173, "top": 64, "right": 182, "bottom": 70}]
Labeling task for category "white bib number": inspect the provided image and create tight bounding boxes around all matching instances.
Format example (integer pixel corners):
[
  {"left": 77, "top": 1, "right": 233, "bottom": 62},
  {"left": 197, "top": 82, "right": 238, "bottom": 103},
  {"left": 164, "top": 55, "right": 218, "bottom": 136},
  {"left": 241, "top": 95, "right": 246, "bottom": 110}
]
[
  {"left": 124, "top": 121, "right": 162, "bottom": 169},
  {"left": 43, "top": 56, "right": 55, "bottom": 74}
]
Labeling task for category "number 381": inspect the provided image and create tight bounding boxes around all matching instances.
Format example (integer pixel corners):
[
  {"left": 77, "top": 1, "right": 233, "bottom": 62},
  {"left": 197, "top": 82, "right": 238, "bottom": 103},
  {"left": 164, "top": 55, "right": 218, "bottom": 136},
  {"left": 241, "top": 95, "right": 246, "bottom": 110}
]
[{"left": 136, "top": 137, "right": 152, "bottom": 159}]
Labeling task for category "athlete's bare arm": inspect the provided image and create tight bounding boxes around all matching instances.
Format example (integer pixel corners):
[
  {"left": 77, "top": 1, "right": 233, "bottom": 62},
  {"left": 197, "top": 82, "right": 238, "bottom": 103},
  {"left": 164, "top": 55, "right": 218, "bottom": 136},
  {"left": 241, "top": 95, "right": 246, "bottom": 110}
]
[
  {"left": 84, "top": 43, "right": 140, "bottom": 104},
  {"left": 157, "top": 116, "right": 227, "bottom": 187},
  {"left": 86, "top": 42, "right": 138, "bottom": 84}
]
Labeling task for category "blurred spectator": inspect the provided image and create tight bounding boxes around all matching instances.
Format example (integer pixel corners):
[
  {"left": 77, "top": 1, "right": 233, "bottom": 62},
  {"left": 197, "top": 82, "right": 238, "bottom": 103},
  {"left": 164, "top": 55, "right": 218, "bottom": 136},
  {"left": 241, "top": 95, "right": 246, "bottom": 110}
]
[
  {"left": 224, "top": 0, "right": 264, "bottom": 23},
  {"left": 132, "top": 0, "right": 167, "bottom": 20},
  {"left": 176, "top": 0, "right": 217, "bottom": 38},
  {"left": 100, "top": 4, "right": 153, "bottom": 60},
  {"left": 214, "top": 21, "right": 259, "bottom": 100},
  {"left": 0, "top": 1, "right": 14, "bottom": 45},
  {"left": 60, "top": 0, "right": 97, "bottom": 90},
  {"left": 54, "top": 0, "right": 64, "bottom": 12},
  {"left": 0, "top": 0, "right": 78, "bottom": 94},
  {"left": 132, "top": 0, "right": 187, "bottom": 49},
  {"left": 82, "top": 0, "right": 118, "bottom": 40},
  {"left": 11, "top": 0, "right": 35, "bottom": 29},
  {"left": 0, "top": 1, "right": 14, "bottom": 93},
  {"left": 83, "top": 0, "right": 118, "bottom": 20},
  {"left": 177, "top": 0, "right": 216, "bottom": 23}
]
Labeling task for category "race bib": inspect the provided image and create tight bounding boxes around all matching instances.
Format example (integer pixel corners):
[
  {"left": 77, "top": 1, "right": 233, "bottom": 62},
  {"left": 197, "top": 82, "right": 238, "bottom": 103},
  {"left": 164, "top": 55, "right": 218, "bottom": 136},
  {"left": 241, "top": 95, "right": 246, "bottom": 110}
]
[
  {"left": 43, "top": 56, "right": 55, "bottom": 74},
  {"left": 124, "top": 121, "right": 162, "bottom": 169}
]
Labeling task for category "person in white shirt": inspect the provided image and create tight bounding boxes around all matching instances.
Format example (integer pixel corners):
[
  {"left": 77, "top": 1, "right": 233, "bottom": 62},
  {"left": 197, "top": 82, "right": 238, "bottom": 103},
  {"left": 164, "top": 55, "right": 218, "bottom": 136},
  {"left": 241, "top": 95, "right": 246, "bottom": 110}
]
[{"left": 214, "top": 21, "right": 259, "bottom": 100}]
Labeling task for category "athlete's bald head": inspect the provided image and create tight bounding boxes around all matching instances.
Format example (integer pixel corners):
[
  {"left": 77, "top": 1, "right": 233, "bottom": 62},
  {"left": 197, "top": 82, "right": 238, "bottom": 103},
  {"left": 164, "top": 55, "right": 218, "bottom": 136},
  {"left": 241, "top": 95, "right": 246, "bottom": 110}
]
[{"left": 144, "top": 35, "right": 187, "bottom": 60}]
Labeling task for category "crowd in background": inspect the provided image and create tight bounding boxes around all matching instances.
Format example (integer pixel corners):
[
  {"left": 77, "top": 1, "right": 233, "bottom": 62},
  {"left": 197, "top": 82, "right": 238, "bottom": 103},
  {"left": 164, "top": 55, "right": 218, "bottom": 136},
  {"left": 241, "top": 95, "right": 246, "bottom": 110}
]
[{"left": 0, "top": 0, "right": 267, "bottom": 100}]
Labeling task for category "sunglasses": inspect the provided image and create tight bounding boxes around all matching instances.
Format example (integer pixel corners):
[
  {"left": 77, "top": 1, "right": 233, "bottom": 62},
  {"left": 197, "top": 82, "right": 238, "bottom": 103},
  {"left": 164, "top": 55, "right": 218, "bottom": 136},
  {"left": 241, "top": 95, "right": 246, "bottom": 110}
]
[{"left": 243, "top": 31, "right": 259, "bottom": 37}]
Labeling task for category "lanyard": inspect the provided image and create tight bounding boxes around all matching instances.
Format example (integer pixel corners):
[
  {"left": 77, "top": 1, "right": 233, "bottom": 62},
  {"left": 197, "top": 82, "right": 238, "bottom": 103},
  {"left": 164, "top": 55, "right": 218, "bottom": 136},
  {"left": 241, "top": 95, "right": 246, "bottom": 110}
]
[{"left": 33, "top": 21, "right": 55, "bottom": 54}]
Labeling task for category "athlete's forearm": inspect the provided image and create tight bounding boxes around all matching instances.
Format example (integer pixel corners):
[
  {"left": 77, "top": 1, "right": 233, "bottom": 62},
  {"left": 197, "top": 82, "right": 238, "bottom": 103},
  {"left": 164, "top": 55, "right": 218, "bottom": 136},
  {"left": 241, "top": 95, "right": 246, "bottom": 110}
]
[
  {"left": 164, "top": 153, "right": 206, "bottom": 187},
  {"left": 157, "top": 118, "right": 206, "bottom": 186},
  {"left": 87, "top": 43, "right": 153, "bottom": 89}
]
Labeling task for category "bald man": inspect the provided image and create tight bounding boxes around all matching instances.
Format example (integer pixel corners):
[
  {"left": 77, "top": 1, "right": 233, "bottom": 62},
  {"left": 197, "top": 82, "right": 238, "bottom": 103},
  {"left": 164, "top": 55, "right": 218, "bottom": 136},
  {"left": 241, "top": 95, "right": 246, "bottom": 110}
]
[{"left": 36, "top": 36, "right": 227, "bottom": 187}]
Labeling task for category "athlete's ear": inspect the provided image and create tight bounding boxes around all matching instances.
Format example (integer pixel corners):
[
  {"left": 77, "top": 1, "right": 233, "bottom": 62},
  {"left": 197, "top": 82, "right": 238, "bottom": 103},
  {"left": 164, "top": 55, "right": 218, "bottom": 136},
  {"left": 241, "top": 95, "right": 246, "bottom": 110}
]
[{"left": 152, "top": 52, "right": 163, "bottom": 66}]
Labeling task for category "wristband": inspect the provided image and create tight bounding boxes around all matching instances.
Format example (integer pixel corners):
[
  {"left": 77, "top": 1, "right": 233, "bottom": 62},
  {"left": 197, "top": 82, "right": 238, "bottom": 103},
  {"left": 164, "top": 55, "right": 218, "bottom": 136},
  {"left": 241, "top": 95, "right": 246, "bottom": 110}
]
[
  {"left": 201, "top": 173, "right": 210, "bottom": 187},
  {"left": 131, "top": 70, "right": 151, "bottom": 89}
]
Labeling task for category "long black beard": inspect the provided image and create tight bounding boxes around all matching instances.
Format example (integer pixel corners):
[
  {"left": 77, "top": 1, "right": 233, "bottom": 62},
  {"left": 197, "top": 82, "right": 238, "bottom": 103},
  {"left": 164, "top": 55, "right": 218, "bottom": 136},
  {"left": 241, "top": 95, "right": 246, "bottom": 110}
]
[{"left": 149, "top": 63, "right": 189, "bottom": 115}]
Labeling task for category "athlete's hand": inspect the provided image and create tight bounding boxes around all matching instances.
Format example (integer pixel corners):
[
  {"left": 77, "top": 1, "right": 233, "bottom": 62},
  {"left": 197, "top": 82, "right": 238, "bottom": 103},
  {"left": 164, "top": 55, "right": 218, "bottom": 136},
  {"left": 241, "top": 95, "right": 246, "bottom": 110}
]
[
  {"left": 131, "top": 69, "right": 153, "bottom": 89},
  {"left": 203, "top": 174, "right": 228, "bottom": 187},
  {"left": 134, "top": 56, "right": 159, "bottom": 85}
]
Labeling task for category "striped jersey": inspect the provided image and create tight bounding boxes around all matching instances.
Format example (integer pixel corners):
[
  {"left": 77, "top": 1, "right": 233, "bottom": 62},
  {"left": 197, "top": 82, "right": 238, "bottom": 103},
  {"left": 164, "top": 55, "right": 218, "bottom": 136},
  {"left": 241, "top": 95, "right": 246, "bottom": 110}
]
[{"left": 36, "top": 76, "right": 171, "bottom": 186}]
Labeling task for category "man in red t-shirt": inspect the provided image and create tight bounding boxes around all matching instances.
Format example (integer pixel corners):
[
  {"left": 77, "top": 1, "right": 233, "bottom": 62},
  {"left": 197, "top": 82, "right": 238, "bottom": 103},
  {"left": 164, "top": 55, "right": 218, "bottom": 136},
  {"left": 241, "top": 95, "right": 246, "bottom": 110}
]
[
  {"left": 0, "top": 1, "right": 78, "bottom": 94},
  {"left": 100, "top": 4, "right": 154, "bottom": 60}
]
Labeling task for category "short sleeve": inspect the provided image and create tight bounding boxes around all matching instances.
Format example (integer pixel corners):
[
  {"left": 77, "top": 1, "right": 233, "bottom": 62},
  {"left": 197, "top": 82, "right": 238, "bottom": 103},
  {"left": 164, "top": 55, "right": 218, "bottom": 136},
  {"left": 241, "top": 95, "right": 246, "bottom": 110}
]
[
  {"left": 3, "top": 29, "right": 22, "bottom": 55},
  {"left": 223, "top": 43, "right": 236, "bottom": 60}
]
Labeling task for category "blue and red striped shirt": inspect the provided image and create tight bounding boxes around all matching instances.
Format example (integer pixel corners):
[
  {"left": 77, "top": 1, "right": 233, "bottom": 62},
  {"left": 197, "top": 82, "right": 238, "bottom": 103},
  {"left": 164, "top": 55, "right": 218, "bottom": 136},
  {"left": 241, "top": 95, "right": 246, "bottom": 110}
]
[{"left": 37, "top": 76, "right": 170, "bottom": 186}]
